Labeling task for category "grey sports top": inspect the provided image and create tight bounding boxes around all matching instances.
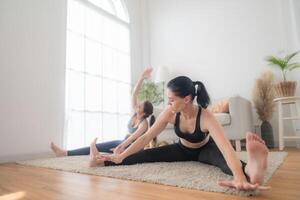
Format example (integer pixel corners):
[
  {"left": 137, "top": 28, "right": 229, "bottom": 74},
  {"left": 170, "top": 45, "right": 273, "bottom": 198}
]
[{"left": 127, "top": 114, "right": 146, "bottom": 134}]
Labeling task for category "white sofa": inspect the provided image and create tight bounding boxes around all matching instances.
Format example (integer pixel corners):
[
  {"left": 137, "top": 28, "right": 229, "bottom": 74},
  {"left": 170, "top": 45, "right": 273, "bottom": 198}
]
[
  {"left": 213, "top": 96, "right": 254, "bottom": 151},
  {"left": 152, "top": 96, "right": 254, "bottom": 151}
]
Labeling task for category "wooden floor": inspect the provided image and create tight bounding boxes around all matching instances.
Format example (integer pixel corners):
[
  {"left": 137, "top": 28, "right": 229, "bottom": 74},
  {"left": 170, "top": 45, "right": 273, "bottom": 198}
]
[{"left": 0, "top": 148, "right": 299, "bottom": 200}]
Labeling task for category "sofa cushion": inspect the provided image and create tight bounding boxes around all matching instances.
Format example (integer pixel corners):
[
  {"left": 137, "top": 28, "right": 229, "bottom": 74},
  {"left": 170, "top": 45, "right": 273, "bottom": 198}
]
[{"left": 214, "top": 113, "right": 231, "bottom": 126}]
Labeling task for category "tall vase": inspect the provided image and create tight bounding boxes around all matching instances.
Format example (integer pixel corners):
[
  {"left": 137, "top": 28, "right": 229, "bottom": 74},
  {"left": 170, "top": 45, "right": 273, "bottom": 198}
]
[{"left": 260, "top": 120, "right": 274, "bottom": 148}]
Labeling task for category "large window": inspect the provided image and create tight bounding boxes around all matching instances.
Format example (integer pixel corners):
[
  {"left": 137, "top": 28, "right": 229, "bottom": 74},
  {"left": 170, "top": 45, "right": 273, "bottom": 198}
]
[{"left": 65, "top": 0, "right": 131, "bottom": 149}]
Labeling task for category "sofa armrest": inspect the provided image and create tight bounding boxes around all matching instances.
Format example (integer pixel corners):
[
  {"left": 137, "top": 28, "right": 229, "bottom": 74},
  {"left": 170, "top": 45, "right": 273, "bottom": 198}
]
[{"left": 225, "top": 96, "right": 253, "bottom": 140}]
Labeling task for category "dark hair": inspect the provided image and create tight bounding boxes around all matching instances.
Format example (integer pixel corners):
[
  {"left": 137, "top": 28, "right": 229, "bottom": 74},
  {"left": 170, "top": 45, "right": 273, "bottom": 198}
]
[
  {"left": 167, "top": 76, "right": 210, "bottom": 108},
  {"left": 143, "top": 100, "right": 156, "bottom": 126}
]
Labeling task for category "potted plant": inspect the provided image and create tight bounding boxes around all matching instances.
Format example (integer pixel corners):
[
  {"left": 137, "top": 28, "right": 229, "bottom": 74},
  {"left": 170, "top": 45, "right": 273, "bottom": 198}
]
[
  {"left": 252, "top": 70, "right": 276, "bottom": 148},
  {"left": 138, "top": 80, "right": 164, "bottom": 106},
  {"left": 266, "top": 50, "right": 300, "bottom": 97},
  {"left": 137, "top": 80, "right": 164, "bottom": 148}
]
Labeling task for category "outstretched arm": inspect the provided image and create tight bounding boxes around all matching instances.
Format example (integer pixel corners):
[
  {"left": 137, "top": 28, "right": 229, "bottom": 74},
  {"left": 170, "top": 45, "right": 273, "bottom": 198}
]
[
  {"left": 101, "top": 108, "right": 172, "bottom": 163},
  {"left": 131, "top": 67, "right": 153, "bottom": 111},
  {"left": 204, "top": 110, "right": 269, "bottom": 191},
  {"left": 113, "top": 121, "right": 148, "bottom": 154}
]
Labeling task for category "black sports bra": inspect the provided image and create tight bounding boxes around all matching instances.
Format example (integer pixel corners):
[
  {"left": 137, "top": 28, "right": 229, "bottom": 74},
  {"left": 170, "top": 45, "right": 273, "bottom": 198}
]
[{"left": 174, "top": 106, "right": 209, "bottom": 143}]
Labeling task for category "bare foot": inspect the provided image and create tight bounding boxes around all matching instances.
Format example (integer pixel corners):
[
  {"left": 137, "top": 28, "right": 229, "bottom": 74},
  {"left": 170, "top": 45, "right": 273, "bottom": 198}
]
[
  {"left": 244, "top": 132, "right": 268, "bottom": 185},
  {"left": 50, "top": 142, "right": 67, "bottom": 157},
  {"left": 89, "top": 138, "right": 104, "bottom": 167}
]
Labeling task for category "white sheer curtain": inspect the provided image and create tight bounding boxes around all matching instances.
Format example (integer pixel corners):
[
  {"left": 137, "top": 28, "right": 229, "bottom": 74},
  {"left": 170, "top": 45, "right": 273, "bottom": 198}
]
[{"left": 65, "top": 0, "right": 131, "bottom": 149}]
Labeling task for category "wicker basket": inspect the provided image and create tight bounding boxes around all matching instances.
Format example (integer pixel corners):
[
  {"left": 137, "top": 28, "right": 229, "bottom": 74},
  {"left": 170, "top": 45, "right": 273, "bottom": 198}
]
[{"left": 274, "top": 81, "right": 297, "bottom": 97}]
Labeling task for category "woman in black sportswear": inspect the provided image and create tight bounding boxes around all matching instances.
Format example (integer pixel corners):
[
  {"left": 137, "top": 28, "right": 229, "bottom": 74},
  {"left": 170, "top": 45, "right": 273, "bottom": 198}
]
[{"left": 90, "top": 76, "right": 269, "bottom": 191}]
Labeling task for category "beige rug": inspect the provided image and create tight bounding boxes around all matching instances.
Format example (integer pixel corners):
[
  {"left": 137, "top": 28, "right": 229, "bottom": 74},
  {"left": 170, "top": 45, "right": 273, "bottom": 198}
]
[{"left": 17, "top": 151, "right": 287, "bottom": 196}]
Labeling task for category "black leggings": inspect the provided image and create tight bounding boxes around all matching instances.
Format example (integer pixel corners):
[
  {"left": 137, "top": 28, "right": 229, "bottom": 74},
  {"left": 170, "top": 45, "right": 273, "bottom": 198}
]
[
  {"left": 104, "top": 138, "right": 247, "bottom": 176},
  {"left": 67, "top": 140, "right": 123, "bottom": 156}
]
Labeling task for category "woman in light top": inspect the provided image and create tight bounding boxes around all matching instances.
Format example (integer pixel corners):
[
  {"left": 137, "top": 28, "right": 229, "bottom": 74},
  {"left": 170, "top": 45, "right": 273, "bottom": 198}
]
[
  {"left": 50, "top": 68, "right": 155, "bottom": 157},
  {"left": 90, "top": 76, "right": 269, "bottom": 191}
]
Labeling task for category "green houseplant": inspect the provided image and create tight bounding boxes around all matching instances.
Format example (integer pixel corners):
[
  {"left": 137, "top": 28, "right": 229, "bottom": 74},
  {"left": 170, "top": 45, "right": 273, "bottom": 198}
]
[
  {"left": 137, "top": 80, "right": 164, "bottom": 106},
  {"left": 266, "top": 50, "right": 300, "bottom": 97}
]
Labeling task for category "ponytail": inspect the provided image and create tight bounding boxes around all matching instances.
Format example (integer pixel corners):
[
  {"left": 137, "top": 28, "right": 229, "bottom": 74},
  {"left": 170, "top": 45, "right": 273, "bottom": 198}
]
[
  {"left": 193, "top": 81, "right": 210, "bottom": 108},
  {"left": 167, "top": 76, "right": 210, "bottom": 108},
  {"left": 149, "top": 115, "right": 156, "bottom": 127},
  {"left": 148, "top": 115, "right": 157, "bottom": 148}
]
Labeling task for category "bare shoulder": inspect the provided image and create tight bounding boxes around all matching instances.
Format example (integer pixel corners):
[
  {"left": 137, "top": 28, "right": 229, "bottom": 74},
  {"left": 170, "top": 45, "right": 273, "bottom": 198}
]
[
  {"left": 201, "top": 107, "right": 215, "bottom": 119},
  {"left": 200, "top": 108, "right": 218, "bottom": 130},
  {"left": 140, "top": 119, "right": 148, "bottom": 128},
  {"left": 157, "top": 106, "right": 176, "bottom": 123}
]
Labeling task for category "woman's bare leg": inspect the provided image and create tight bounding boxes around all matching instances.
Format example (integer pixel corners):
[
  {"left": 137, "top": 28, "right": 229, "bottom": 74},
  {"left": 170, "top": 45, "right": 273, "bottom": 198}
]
[
  {"left": 50, "top": 142, "right": 67, "bottom": 157},
  {"left": 244, "top": 132, "right": 268, "bottom": 185},
  {"left": 89, "top": 138, "right": 105, "bottom": 167}
]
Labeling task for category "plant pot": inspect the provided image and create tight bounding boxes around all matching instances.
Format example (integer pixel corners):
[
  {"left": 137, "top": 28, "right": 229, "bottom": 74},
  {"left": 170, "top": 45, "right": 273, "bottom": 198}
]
[
  {"left": 261, "top": 120, "right": 274, "bottom": 149},
  {"left": 274, "top": 81, "right": 297, "bottom": 97}
]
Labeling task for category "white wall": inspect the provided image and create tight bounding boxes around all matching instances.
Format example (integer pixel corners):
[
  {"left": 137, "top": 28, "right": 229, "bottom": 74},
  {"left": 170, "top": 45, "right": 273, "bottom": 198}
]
[
  {"left": 142, "top": 0, "right": 300, "bottom": 147},
  {"left": 0, "top": 0, "right": 67, "bottom": 162},
  {"left": 145, "top": 0, "right": 290, "bottom": 99},
  {"left": 290, "top": 0, "right": 300, "bottom": 90}
]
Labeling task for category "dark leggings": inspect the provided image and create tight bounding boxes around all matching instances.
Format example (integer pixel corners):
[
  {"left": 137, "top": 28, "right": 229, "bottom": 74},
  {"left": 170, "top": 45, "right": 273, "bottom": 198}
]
[
  {"left": 67, "top": 140, "right": 123, "bottom": 156},
  {"left": 104, "top": 138, "right": 247, "bottom": 176}
]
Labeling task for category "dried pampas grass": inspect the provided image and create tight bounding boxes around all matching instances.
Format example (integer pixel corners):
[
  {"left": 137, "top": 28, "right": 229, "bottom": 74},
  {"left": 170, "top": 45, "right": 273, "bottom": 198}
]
[{"left": 252, "top": 70, "right": 276, "bottom": 121}]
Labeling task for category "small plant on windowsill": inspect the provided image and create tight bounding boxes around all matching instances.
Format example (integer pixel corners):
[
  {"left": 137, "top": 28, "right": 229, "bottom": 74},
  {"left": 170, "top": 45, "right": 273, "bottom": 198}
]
[
  {"left": 137, "top": 80, "right": 164, "bottom": 107},
  {"left": 266, "top": 50, "right": 300, "bottom": 97}
]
